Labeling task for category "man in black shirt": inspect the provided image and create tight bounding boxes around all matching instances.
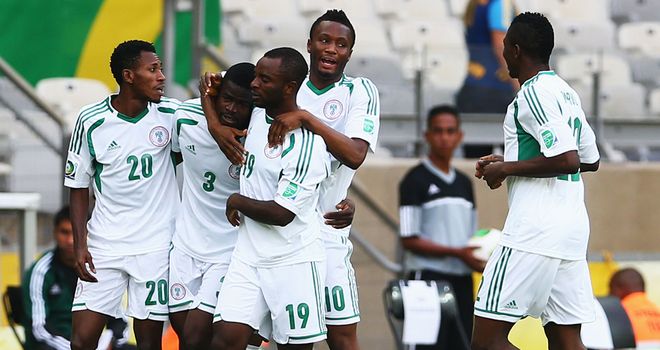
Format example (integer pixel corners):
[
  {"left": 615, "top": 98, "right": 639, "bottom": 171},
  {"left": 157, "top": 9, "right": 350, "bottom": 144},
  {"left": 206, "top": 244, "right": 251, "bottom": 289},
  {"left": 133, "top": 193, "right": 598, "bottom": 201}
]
[{"left": 398, "top": 105, "right": 485, "bottom": 349}]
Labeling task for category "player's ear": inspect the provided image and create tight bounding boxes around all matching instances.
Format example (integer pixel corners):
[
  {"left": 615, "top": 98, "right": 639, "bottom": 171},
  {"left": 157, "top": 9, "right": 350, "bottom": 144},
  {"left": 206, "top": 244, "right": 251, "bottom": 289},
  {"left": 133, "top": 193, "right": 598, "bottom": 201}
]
[
  {"left": 307, "top": 39, "right": 312, "bottom": 54},
  {"left": 122, "top": 69, "right": 134, "bottom": 85},
  {"left": 284, "top": 81, "right": 297, "bottom": 97}
]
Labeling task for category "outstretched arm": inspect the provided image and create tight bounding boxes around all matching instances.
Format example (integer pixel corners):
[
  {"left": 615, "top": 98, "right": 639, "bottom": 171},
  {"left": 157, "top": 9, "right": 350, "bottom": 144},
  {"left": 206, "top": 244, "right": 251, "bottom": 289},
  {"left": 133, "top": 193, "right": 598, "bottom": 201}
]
[{"left": 226, "top": 193, "right": 295, "bottom": 227}]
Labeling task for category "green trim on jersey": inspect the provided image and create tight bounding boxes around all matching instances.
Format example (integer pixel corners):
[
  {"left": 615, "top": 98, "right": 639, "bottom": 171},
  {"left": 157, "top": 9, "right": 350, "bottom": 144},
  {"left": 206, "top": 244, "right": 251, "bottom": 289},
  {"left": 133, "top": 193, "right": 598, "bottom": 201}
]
[
  {"left": 522, "top": 70, "right": 556, "bottom": 88},
  {"left": 513, "top": 101, "right": 541, "bottom": 160},
  {"left": 87, "top": 117, "right": 105, "bottom": 193},
  {"left": 176, "top": 118, "right": 199, "bottom": 135},
  {"left": 93, "top": 161, "right": 103, "bottom": 193},
  {"left": 292, "top": 129, "right": 314, "bottom": 182},
  {"left": 282, "top": 134, "right": 295, "bottom": 158},
  {"left": 311, "top": 262, "right": 324, "bottom": 333},
  {"left": 360, "top": 79, "right": 378, "bottom": 115},
  {"left": 485, "top": 247, "right": 512, "bottom": 312},
  {"left": 289, "top": 331, "right": 328, "bottom": 340},
  {"left": 71, "top": 99, "right": 110, "bottom": 154},
  {"left": 116, "top": 107, "right": 149, "bottom": 124},
  {"left": 157, "top": 106, "right": 176, "bottom": 114},
  {"left": 522, "top": 87, "right": 548, "bottom": 126},
  {"left": 265, "top": 113, "right": 274, "bottom": 124},
  {"left": 87, "top": 118, "right": 105, "bottom": 158},
  {"left": 177, "top": 107, "right": 204, "bottom": 117},
  {"left": 306, "top": 80, "right": 335, "bottom": 95}
]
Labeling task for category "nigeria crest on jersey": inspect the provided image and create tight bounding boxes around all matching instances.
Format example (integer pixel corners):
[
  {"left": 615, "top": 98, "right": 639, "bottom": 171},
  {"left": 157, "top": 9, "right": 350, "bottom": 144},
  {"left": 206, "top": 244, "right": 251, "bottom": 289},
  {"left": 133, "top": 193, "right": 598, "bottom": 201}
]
[
  {"left": 264, "top": 143, "right": 282, "bottom": 159},
  {"left": 323, "top": 99, "right": 343, "bottom": 120},
  {"left": 228, "top": 164, "right": 241, "bottom": 180},
  {"left": 149, "top": 126, "right": 170, "bottom": 147}
]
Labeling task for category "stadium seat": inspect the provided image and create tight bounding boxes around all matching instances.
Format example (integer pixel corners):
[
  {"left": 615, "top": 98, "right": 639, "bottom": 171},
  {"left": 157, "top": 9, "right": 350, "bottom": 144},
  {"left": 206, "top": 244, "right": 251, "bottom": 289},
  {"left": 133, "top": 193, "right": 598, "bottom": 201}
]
[
  {"left": 378, "top": 84, "right": 416, "bottom": 116},
  {"left": 236, "top": 19, "right": 307, "bottom": 47},
  {"left": 628, "top": 56, "right": 660, "bottom": 88},
  {"left": 350, "top": 17, "right": 391, "bottom": 55},
  {"left": 297, "top": 0, "right": 374, "bottom": 19},
  {"left": 650, "top": 88, "right": 660, "bottom": 116},
  {"left": 374, "top": 0, "right": 450, "bottom": 21},
  {"left": 618, "top": 22, "right": 660, "bottom": 58},
  {"left": 556, "top": 53, "right": 632, "bottom": 87},
  {"left": 574, "top": 82, "right": 646, "bottom": 119},
  {"left": 553, "top": 21, "right": 616, "bottom": 52},
  {"left": 448, "top": 0, "right": 469, "bottom": 18},
  {"left": 35, "top": 77, "right": 111, "bottom": 131},
  {"left": 611, "top": 0, "right": 660, "bottom": 23},
  {"left": 250, "top": 45, "right": 309, "bottom": 66},
  {"left": 418, "top": 50, "right": 469, "bottom": 90},
  {"left": 220, "top": 22, "right": 253, "bottom": 64},
  {"left": 345, "top": 54, "right": 409, "bottom": 87},
  {"left": 390, "top": 20, "right": 465, "bottom": 52},
  {"left": 223, "top": 0, "right": 297, "bottom": 21},
  {"left": 529, "top": 0, "right": 609, "bottom": 23}
]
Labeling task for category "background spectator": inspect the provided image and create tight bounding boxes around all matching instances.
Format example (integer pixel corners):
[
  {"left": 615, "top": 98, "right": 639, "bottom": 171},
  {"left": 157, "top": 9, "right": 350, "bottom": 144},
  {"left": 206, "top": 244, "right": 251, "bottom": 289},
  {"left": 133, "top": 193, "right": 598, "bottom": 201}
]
[{"left": 610, "top": 268, "right": 660, "bottom": 347}]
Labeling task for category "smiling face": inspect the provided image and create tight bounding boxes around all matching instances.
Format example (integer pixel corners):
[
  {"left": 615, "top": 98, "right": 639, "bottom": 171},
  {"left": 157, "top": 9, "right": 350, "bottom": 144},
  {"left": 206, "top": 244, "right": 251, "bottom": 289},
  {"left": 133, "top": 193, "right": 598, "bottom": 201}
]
[
  {"left": 216, "top": 79, "right": 252, "bottom": 130},
  {"left": 307, "top": 20, "right": 353, "bottom": 83},
  {"left": 125, "top": 51, "right": 166, "bottom": 103}
]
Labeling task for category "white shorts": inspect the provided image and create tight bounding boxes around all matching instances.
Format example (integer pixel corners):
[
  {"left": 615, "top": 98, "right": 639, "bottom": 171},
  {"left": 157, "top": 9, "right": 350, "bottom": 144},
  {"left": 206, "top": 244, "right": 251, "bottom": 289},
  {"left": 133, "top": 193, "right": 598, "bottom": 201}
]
[
  {"left": 474, "top": 245, "right": 595, "bottom": 326},
  {"left": 168, "top": 246, "right": 230, "bottom": 314},
  {"left": 72, "top": 249, "right": 170, "bottom": 321},
  {"left": 323, "top": 232, "right": 360, "bottom": 325},
  {"left": 214, "top": 258, "right": 327, "bottom": 345}
]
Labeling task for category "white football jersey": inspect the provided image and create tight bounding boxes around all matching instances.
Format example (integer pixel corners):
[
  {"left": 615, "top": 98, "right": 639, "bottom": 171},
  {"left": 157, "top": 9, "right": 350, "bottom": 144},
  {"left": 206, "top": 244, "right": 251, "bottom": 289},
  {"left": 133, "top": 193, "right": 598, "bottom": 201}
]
[
  {"left": 501, "top": 71, "right": 600, "bottom": 260},
  {"left": 297, "top": 75, "right": 380, "bottom": 237},
  {"left": 233, "top": 108, "right": 330, "bottom": 267},
  {"left": 64, "top": 96, "right": 181, "bottom": 256},
  {"left": 171, "top": 99, "right": 241, "bottom": 262}
]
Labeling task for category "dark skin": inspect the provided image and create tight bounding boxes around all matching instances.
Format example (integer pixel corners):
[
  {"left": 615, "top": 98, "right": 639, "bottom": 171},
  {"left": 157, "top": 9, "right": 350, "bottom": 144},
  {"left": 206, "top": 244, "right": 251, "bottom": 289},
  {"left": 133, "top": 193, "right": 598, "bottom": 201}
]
[
  {"left": 471, "top": 25, "right": 597, "bottom": 350},
  {"left": 70, "top": 50, "right": 166, "bottom": 350},
  {"left": 200, "top": 72, "right": 355, "bottom": 229},
  {"left": 169, "top": 74, "right": 255, "bottom": 350},
  {"left": 213, "top": 56, "right": 315, "bottom": 350},
  {"left": 401, "top": 113, "right": 485, "bottom": 272}
]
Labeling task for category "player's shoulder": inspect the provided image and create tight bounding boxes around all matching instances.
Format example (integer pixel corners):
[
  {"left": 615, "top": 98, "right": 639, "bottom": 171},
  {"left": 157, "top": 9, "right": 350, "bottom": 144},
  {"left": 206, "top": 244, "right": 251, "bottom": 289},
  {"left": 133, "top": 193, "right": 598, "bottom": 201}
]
[
  {"left": 153, "top": 96, "right": 182, "bottom": 116},
  {"left": 76, "top": 96, "right": 112, "bottom": 124},
  {"left": 175, "top": 98, "right": 204, "bottom": 118},
  {"left": 345, "top": 75, "right": 379, "bottom": 94}
]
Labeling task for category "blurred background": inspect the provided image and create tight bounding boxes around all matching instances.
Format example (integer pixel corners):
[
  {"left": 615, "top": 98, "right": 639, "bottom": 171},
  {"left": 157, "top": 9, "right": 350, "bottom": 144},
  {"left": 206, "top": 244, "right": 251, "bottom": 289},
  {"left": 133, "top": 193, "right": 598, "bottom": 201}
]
[{"left": 1, "top": 0, "right": 659, "bottom": 348}]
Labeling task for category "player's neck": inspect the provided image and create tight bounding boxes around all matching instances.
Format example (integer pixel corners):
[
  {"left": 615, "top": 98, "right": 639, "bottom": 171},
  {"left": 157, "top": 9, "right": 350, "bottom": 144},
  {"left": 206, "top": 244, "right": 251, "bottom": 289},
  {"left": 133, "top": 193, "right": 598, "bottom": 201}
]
[
  {"left": 428, "top": 153, "right": 452, "bottom": 174},
  {"left": 267, "top": 100, "right": 298, "bottom": 119},
  {"left": 517, "top": 63, "right": 550, "bottom": 86},
  {"left": 112, "top": 91, "right": 149, "bottom": 117},
  {"left": 308, "top": 72, "right": 342, "bottom": 91}
]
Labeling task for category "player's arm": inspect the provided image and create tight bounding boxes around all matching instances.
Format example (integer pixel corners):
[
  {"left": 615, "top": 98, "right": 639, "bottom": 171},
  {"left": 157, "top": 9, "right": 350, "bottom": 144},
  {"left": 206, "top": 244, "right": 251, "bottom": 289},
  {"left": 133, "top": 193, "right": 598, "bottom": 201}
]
[
  {"left": 199, "top": 72, "right": 246, "bottom": 165},
  {"left": 577, "top": 116, "right": 600, "bottom": 172},
  {"left": 70, "top": 188, "right": 97, "bottom": 282},
  {"left": 226, "top": 193, "right": 294, "bottom": 227},
  {"left": 400, "top": 237, "right": 485, "bottom": 272},
  {"left": 268, "top": 109, "right": 369, "bottom": 169}
]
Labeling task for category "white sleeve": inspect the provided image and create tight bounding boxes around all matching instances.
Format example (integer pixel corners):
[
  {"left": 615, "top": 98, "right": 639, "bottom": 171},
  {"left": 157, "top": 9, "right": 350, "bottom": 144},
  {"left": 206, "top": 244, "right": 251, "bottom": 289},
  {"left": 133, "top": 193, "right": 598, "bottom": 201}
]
[
  {"left": 29, "top": 257, "right": 71, "bottom": 350},
  {"left": 399, "top": 205, "right": 421, "bottom": 237},
  {"left": 577, "top": 118, "right": 600, "bottom": 164},
  {"left": 519, "top": 85, "right": 577, "bottom": 158},
  {"left": 275, "top": 129, "right": 330, "bottom": 215},
  {"left": 64, "top": 111, "right": 96, "bottom": 188},
  {"left": 344, "top": 77, "right": 380, "bottom": 152}
]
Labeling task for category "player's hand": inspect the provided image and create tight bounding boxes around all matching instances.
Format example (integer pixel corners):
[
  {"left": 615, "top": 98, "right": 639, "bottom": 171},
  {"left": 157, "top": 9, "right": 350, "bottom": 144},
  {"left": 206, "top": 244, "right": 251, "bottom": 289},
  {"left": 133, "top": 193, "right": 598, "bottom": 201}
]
[
  {"left": 475, "top": 154, "right": 503, "bottom": 179},
  {"left": 199, "top": 72, "right": 222, "bottom": 97},
  {"left": 74, "top": 245, "right": 98, "bottom": 282},
  {"left": 456, "top": 246, "right": 486, "bottom": 272},
  {"left": 268, "top": 110, "right": 313, "bottom": 147},
  {"left": 211, "top": 124, "right": 247, "bottom": 165},
  {"left": 226, "top": 193, "right": 241, "bottom": 226},
  {"left": 324, "top": 198, "right": 355, "bottom": 229},
  {"left": 481, "top": 161, "right": 508, "bottom": 189}
]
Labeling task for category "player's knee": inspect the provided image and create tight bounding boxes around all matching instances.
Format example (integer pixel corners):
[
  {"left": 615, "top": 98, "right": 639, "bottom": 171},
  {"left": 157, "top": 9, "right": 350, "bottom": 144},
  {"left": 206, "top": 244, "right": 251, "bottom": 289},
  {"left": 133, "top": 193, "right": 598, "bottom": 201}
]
[
  {"left": 184, "top": 331, "right": 210, "bottom": 350},
  {"left": 70, "top": 334, "right": 97, "bottom": 350},
  {"left": 326, "top": 325, "right": 359, "bottom": 350},
  {"left": 210, "top": 333, "right": 233, "bottom": 350}
]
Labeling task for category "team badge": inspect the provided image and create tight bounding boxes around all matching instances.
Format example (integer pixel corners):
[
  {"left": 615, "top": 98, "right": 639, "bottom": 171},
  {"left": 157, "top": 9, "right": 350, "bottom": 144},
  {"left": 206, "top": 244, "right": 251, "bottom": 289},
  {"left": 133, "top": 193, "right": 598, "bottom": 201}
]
[
  {"left": 228, "top": 164, "right": 241, "bottom": 179},
  {"left": 540, "top": 128, "right": 558, "bottom": 149},
  {"left": 149, "top": 126, "right": 170, "bottom": 147},
  {"left": 170, "top": 283, "right": 186, "bottom": 301},
  {"left": 323, "top": 99, "right": 343, "bottom": 120},
  {"left": 74, "top": 281, "right": 83, "bottom": 298},
  {"left": 65, "top": 160, "right": 77, "bottom": 179},
  {"left": 363, "top": 119, "right": 375, "bottom": 134},
  {"left": 264, "top": 143, "right": 282, "bottom": 159},
  {"left": 282, "top": 181, "right": 299, "bottom": 199}
]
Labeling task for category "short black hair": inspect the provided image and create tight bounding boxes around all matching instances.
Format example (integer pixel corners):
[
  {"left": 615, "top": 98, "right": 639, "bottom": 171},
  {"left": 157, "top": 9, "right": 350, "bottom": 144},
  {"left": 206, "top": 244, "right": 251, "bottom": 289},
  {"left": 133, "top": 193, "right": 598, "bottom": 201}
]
[
  {"left": 54, "top": 206, "right": 70, "bottom": 227},
  {"left": 427, "top": 104, "right": 460, "bottom": 128},
  {"left": 509, "top": 12, "right": 554, "bottom": 64},
  {"left": 223, "top": 62, "right": 255, "bottom": 90},
  {"left": 263, "top": 47, "right": 308, "bottom": 91},
  {"left": 309, "top": 9, "right": 356, "bottom": 48},
  {"left": 110, "top": 40, "right": 157, "bottom": 85}
]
